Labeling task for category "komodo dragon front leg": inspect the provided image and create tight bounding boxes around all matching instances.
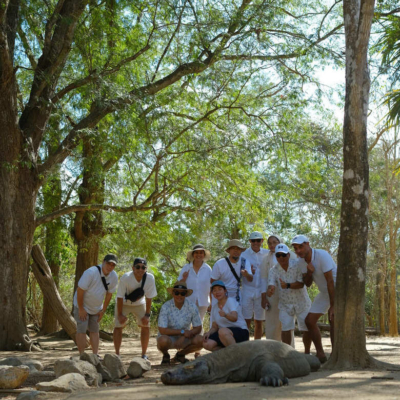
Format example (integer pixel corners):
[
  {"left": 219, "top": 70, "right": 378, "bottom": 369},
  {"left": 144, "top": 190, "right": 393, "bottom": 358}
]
[{"left": 258, "top": 361, "right": 289, "bottom": 387}]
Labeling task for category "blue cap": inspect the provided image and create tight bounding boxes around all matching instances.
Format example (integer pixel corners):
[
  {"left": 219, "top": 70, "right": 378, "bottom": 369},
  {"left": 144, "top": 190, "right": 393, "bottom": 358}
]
[{"left": 211, "top": 280, "right": 226, "bottom": 289}]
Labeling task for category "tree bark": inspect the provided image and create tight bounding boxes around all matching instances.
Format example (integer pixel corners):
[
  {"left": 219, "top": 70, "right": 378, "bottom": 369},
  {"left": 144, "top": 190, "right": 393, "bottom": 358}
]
[
  {"left": 325, "top": 0, "right": 376, "bottom": 369},
  {"left": 73, "top": 138, "right": 105, "bottom": 294},
  {"left": 31, "top": 245, "right": 89, "bottom": 346}
]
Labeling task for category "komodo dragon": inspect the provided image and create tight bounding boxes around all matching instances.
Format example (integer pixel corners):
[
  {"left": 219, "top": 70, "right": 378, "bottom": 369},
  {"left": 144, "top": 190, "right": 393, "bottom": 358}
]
[{"left": 161, "top": 339, "right": 320, "bottom": 387}]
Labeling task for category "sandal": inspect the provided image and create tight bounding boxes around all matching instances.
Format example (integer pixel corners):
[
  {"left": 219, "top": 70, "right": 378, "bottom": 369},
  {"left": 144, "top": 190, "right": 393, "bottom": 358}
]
[{"left": 161, "top": 353, "right": 170, "bottom": 365}]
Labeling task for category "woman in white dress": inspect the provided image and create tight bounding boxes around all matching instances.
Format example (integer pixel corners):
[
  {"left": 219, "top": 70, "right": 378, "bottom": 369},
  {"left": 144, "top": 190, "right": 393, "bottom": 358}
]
[{"left": 178, "top": 244, "right": 212, "bottom": 357}]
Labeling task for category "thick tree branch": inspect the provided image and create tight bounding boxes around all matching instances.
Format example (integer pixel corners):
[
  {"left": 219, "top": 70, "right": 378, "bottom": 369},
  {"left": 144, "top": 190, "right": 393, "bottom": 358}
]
[
  {"left": 52, "top": 44, "right": 150, "bottom": 103},
  {"left": 17, "top": 26, "right": 37, "bottom": 69}
]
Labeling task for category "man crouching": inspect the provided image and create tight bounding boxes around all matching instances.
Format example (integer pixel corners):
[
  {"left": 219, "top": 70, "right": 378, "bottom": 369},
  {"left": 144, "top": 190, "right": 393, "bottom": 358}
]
[{"left": 157, "top": 281, "right": 203, "bottom": 365}]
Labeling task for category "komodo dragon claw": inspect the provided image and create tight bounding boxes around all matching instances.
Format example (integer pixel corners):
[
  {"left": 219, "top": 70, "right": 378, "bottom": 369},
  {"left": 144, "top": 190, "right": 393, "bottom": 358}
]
[{"left": 260, "top": 376, "right": 289, "bottom": 387}]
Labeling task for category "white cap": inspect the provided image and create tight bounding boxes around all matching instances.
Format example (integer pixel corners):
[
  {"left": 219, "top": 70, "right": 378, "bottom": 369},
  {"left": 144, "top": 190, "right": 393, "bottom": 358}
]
[
  {"left": 249, "top": 231, "right": 263, "bottom": 240},
  {"left": 275, "top": 244, "right": 289, "bottom": 254},
  {"left": 291, "top": 235, "right": 310, "bottom": 244}
]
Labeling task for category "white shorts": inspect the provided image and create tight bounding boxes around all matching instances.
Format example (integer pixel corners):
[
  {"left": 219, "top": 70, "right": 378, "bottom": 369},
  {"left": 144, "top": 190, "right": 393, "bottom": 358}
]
[
  {"left": 279, "top": 307, "right": 309, "bottom": 332},
  {"left": 114, "top": 302, "right": 147, "bottom": 328},
  {"left": 309, "top": 292, "right": 330, "bottom": 314},
  {"left": 242, "top": 295, "right": 265, "bottom": 321}
]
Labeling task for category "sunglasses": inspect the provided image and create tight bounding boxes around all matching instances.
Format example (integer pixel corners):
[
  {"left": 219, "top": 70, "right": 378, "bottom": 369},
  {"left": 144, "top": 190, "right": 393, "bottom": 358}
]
[
  {"left": 250, "top": 239, "right": 262, "bottom": 243},
  {"left": 174, "top": 290, "right": 187, "bottom": 296},
  {"left": 276, "top": 253, "right": 287, "bottom": 258},
  {"left": 135, "top": 265, "right": 147, "bottom": 270}
]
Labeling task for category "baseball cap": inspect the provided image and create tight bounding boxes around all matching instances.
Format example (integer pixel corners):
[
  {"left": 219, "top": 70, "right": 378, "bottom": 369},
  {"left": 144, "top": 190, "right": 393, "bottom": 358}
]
[
  {"left": 103, "top": 254, "right": 118, "bottom": 265},
  {"left": 249, "top": 231, "right": 263, "bottom": 240},
  {"left": 211, "top": 280, "right": 226, "bottom": 290},
  {"left": 275, "top": 244, "right": 289, "bottom": 254},
  {"left": 133, "top": 257, "right": 147, "bottom": 266},
  {"left": 291, "top": 235, "right": 310, "bottom": 245}
]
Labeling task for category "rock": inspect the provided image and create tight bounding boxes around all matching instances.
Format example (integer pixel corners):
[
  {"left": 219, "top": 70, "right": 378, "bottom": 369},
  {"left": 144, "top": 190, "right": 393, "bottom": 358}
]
[
  {"left": 96, "top": 362, "right": 112, "bottom": 382},
  {"left": 54, "top": 359, "right": 99, "bottom": 386},
  {"left": 36, "top": 373, "right": 89, "bottom": 393},
  {"left": 0, "top": 365, "right": 30, "bottom": 389},
  {"left": 0, "top": 357, "right": 44, "bottom": 372},
  {"left": 79, "top": 352, "right": 100, "bottom": 367},
  {"left": 17, "top": 391, "right": 47, "bottom": 400},
  {"left": 127, "top": 357, "right": 151, "bottom": 379},
  {"left": 103, "top": 354, "right": 126, "bottom": 380},
  {"left": 97, "top": 373, "right": 103, "bottom": 385},
  {"left": 24, "top": 371, "right": 55, "bottom": 386}
]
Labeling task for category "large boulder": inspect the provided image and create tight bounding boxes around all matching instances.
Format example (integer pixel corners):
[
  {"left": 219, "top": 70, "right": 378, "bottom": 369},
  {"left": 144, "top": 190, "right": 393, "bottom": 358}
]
[
  {"left": 36, "top": 373, "right": 89, "bottom": 393},
  {"left": 103, "top": 354, "right": 126, "bottom": 380},
  {"left": 0, "top": 365, "right": 30, "bottom": 389},
  {"left": 0, "top": 357, "right": 44, "bottom": 372},
  {"left": 54, "top": 359, "right": 99, "bottom": 386},
  {"left": 127, "top": 357, "right": 151, "bottom": 379}
]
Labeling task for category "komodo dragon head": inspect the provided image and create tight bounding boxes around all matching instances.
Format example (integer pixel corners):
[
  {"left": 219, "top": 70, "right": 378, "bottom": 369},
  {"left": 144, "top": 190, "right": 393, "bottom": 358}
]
[{"left": 161, "top": 359, "right": 210, "bottom": 385}]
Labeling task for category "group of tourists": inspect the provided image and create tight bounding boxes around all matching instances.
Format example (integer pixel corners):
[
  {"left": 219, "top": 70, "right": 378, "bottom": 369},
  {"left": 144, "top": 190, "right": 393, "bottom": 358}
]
[{"left": 72, "top": 232, "right": 337, "bottom": 365}]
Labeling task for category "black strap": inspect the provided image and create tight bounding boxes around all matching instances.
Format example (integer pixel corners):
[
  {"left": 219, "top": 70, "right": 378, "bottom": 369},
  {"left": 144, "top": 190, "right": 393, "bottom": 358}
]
[
  {"left": 141, "top": 272, "right": 147, "bottom": 289},
  {"left": 96, "top": 265, "right": 109, "bottom": 292},
  {"left": 225, "top": 257, "right": 241, "bottom": 283}
]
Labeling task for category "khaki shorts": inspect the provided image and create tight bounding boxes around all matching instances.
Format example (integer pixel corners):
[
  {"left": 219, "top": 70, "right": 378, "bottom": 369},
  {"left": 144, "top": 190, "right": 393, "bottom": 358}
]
[
  {"left": 114, "top": 302, "right": 148, "bottom": 328},
  {"left": 73, "top": 306, "right": 99, "bottom": 334}
]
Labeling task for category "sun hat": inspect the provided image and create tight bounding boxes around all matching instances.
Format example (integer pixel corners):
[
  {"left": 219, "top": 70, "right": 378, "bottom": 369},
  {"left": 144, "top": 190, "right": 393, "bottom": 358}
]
[
  {"left": 211, "top": 280, "right": 226, "bottom": 290},
  {"left": 291, "top": 235, "right": 310, "bottom": 245},
  {"left": 167, "top": 281, "right": 194, "bottom": 296},
  {"left": 225, "top": 239, "right": 246, "bottom": 253},
  {"left": 249, "top": 231, "right": 263, "bottom": 240},
  {"left": 186, "top": 244, "right": 211, "bottom": 262},
  {"left": 275, "top": 244, "right": 290, "bottom": 254},
  {"left": 103, "top": 254, "right": 118, "bottom": 265}
]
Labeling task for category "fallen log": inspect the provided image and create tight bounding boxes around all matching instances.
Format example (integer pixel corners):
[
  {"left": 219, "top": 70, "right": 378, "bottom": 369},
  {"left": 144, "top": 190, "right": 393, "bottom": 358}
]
[{"left": 31, "top": 244, "right": 90, "bottom": 347}]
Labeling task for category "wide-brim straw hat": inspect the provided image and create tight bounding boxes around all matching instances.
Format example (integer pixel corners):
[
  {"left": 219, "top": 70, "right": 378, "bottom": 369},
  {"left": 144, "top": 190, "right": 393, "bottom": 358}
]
[
  {"left": 186, "top": 244, "right": 211, "bottom": 262},
  {"left": 167, "top": 281, "right": 194, "bottom": 296},
  {"left": 225, "top": 239, "right": 246, "bottom": 253}
]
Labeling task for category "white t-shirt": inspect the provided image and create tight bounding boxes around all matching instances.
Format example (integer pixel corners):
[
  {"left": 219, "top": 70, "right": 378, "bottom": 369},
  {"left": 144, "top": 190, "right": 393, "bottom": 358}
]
[
  {"left": 116, "top": 271, "right": 157, "bottom": 306},
  {"left": 211, "top": 257, "right": 252, "bottom": 297},
  {"left": 73, "top": 266, "right": 118, "bottom": 314},
  {"left": 297, "top": 248, "right": 337, "bottom": 293},
  {"left": 211, "top": 297, "right": 248, "bottom": 330},
  {"left": 178, "top": 262, "right": 212, "bottom": 307},
  {"left": 241, "top": 247, "right": 269, "bottom": 297}
]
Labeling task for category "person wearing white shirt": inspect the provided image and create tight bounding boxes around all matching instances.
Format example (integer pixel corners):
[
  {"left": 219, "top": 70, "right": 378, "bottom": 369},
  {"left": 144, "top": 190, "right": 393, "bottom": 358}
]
[
  {"left": 292, "top": 235, "right": 337, "bottom": 363},
  {"left": 113, "top": 258, "right": 157, "bottom": 360},
  {"left": 267, "top": 244, "right": 311, "bottom": 347},
  {"left": 73, "top": 254, "right": 118, "bottom": 357},
  {"left": 241, "top": 231, "right": 269, "bottom": 339},
  {"left": 179, "top": 244, "right": 212, "bottom": 358},
  {"left": 210, "top": 239, "right": 253, "bottom": 305},
  {"left": 203, "top": 281, "right": 249, "bottom": 351}
]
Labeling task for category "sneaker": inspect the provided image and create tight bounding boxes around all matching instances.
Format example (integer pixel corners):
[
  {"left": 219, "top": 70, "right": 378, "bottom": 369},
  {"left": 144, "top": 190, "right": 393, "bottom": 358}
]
[
  {"left": 173, "top": 351, "right": 189, "bottom": 364},
  {"left": 141, "top": 354, "right": 149, "bottom": 361},
  {"left": 161, "top": 353, "right": 170, "bottom": 365}
]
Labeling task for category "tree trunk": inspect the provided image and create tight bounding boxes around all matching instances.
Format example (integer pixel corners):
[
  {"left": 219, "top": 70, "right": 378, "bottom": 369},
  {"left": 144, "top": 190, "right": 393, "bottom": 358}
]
[
  {"left": 376, "top": 237, "right": 387, "bottom": 335},
  {"left": 325, "top": 0, "right": 376, "bottom": 369},
  {"left": 31, "top": 245, "right": 89, "bottom": 346},
  {"left": 41, "top": 167, "right": 63, "bottom": 334},
  {"left": 73, "top": 139, "right": 105, "bottom": 294},
  {"left": 388, "top": 229, "right": 398, "bottom": 336}
]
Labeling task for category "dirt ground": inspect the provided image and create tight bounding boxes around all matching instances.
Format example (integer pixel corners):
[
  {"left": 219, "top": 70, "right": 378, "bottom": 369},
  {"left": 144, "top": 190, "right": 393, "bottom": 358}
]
[{"left": 1, "top": 334, "right": 400, "bottom": 400}]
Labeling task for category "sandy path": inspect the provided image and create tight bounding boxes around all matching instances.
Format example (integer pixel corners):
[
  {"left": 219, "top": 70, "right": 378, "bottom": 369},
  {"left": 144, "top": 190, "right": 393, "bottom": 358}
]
[{"left": 1, "top": 335, "right": 400, "bottom": 399}]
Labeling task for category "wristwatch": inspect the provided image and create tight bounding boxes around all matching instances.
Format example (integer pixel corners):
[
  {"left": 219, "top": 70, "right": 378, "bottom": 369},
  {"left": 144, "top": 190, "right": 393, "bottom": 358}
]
[
  {"left": 286, "top": 283, "right": 291, "bottom": 289},
  {"left": 144, "top": 313, "right": 151, "bottom": 317},
  {"left": 180, "top": 329, "right": 185, "bottom": 335}
]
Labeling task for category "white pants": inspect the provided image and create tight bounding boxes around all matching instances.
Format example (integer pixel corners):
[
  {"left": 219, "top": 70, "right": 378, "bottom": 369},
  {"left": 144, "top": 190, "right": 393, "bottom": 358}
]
[{"left": 242, "top": 295, "right": 265, "bottom": 320}]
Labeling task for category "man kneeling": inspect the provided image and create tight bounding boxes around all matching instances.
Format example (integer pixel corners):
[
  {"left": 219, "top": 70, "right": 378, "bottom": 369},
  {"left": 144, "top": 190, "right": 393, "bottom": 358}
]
[{"left": 157, "top": 281, "right": 203, "bottom": 365}]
